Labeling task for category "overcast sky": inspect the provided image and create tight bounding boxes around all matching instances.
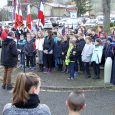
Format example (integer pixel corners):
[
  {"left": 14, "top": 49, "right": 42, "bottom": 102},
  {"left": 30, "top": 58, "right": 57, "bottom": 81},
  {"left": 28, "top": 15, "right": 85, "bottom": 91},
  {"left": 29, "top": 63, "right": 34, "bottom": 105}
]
[{"left": 0, "top": 0, "right": 7, "bottom": 8}]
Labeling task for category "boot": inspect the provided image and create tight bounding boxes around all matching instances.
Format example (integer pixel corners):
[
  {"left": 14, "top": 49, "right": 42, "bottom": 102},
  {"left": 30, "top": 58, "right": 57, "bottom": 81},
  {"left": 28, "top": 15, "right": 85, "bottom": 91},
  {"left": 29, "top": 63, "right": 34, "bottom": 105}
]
[
  {"left": 2, "top": 84, "right": 6, "bottom": 89},
  {"left": 6, "top": 84, "right": 13, "bottom": 90}
]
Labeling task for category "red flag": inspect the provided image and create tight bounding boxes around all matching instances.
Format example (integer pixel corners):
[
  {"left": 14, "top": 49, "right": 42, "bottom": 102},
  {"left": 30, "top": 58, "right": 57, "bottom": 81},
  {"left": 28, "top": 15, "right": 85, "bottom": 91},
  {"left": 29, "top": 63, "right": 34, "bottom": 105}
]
[
  {"left": 26, "top": 3, "right": 32, "bottom": 30},
  {"left": 38, "top": 0, "right": 45, "bottom": 26},
  {"left": 14, "top": 1, "right": 19, "bottom": 29},
  {"left": 18, "top": 3, "right": 23, "bottom": 27}
]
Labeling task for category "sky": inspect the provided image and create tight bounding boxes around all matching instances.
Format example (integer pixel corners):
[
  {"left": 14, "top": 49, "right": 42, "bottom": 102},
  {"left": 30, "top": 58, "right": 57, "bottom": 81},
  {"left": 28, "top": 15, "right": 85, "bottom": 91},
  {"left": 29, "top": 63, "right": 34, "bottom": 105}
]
[{"left": 0, "top": 0, "right": 7, "bottom": 8}]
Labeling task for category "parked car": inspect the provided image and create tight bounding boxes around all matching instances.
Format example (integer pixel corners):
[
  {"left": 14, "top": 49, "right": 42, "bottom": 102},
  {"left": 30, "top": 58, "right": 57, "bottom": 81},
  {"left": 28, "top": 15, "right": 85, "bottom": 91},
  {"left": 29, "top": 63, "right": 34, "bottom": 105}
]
[
  {"left": 110, "top": 17, "right": 115, "bottom": 23},
  {"left": 58, "top": 18, "right": 78, "bottom": 29},
  {"left": 84, "top": 19, "right": 97, "bottom": 27},
  {"left": 96, "top": 15, "right": 104, "bottom": 25}
]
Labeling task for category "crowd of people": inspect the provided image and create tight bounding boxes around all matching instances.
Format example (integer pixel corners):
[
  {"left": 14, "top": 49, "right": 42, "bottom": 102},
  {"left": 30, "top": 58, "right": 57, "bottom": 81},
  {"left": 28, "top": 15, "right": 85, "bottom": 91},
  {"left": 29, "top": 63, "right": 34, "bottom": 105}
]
[
  {"left": 1, "top": 23, "right": 115, "bottom": 115},
  {"left": 0, "top": 24, "right": 115, "bottom": 90}
]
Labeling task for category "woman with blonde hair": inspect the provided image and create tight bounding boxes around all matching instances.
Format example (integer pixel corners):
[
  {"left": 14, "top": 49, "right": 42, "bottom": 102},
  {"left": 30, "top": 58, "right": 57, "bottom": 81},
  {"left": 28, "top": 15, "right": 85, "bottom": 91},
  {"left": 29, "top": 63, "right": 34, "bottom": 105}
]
[
  {"left": 36, "top": 31, "right": 45, "bottom": 72},
  {"left": 3, "top": 72, "right": 51, "bottom": 115}
]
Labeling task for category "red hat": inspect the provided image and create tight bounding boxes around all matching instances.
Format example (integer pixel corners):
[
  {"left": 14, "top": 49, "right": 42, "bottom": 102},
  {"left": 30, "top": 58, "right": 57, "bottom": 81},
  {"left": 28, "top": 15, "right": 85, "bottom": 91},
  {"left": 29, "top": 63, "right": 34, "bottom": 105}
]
[{"left": 0, "top": 31, "right": 8, "bottom": 41}]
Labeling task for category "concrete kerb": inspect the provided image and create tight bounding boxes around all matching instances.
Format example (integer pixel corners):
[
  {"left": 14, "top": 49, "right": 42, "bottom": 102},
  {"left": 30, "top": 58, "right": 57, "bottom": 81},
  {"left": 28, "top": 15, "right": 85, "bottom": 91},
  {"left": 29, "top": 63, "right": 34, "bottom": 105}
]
[
  {"left": 41, "top": 84, "right": 114, "bottom": 91},
  {"left": 0, "top": 77, "right": 114, "bottom": 91}
]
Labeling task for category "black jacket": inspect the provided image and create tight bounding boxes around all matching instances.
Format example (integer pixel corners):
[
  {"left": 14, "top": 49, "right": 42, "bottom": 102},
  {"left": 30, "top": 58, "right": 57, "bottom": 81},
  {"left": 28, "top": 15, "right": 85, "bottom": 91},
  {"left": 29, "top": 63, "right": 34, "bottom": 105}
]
[
  {"left": 61, "top": 41, "right": 69, "bottom": 60},
  {"left": 69, "top": 47, "right": 77, "bottom": 62},
  {"left": 77, "top": 39, "right": 85, "bottom": 54},
  {"left": 1, "top": 38, "right": 18, "bottom": 67},
  {"left": 24, "top": 40, "right": 35, "bottom": 56},
  {"left": 43, "top": 36, "right": 54, "bottom": 52}
]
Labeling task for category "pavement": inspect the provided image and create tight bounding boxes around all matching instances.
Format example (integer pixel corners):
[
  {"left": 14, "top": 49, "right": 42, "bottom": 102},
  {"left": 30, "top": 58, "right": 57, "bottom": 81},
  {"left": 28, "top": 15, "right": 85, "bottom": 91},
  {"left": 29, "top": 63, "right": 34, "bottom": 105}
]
[
  {"left": 0, "top": 65, "right": 115, "bottom": 115},
  {"left": 0, "top": 88, "right": 115, "bottom": 115},
  {"left": 0, "top": 65, "right": 114, "bottom": 90}
]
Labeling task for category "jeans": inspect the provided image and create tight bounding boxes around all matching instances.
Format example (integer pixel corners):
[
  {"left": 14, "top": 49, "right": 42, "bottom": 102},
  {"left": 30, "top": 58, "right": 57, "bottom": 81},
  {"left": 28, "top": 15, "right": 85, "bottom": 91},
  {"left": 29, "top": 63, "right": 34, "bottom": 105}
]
[
  {"left": 78, "top": 55, "right": 84, "bottom": 71},
  {"left": 93, "top": 62, "right": 100, "bottom": 77},
  {"left": 55, "top": 58, "right": 63, "bottom": 68},
  {"left": 43, "top": 53, "right": 53, "bottom": 69},
  {"left": 83, "top": 62, "right": 91, "bottom": 76},
  {"left": 26, "top": 55, "right": 34, "bottom": 67},
  {"left": 38, "top": 50, "right": 43, "bottom": 64},
  {"left": 69, "top": 62, "right": 76, "bottom": 78}
]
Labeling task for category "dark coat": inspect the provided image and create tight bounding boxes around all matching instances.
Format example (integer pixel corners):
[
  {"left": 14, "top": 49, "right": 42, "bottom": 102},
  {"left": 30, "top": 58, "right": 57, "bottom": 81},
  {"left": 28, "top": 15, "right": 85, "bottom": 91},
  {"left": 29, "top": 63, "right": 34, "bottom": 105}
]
[
  {"left": 43, "top": 36, "right": 54, "bottom": 52},
  {"left": 69, "top": 47, "right": 77, "bottom": 62},
  {"left": 111, "top": 56, "right": 115, "bottom": 85},
  {"left": 24, "top": 40, "right": 35, "bottom": 56},
  {"left": 61, "top": 41, "right": 69, "bottom": 60},
  {"left": 92, "top": 34, "right": 98, "bottom": 42},
  {"left": 77, "top": 39, "right": 86, "bottom": 55},
  {"left": 1, "top": 38, "right": 18, "bottom": 67},
  {"left": 104, "top": 44, "right": 113, "bottom": 59},
  {"left": 53, "top": 41, "right": 62, "bottom": 58}
]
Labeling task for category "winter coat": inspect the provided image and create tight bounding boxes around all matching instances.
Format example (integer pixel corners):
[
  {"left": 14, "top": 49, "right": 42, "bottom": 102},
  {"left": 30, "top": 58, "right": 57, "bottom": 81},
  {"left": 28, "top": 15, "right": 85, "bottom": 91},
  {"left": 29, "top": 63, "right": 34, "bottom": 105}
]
[
  {"left": 53, "top": 36, "right": 58, "bottom": 44},
  {"left": 65, "top": 44, "right": 74, "bottom": 65},
  {"left": 43, "top": 36, "right": 54, "bottom": 53},
  {"left": 36, "top": 38, "right": 44, "bottom": 51},
  {"left": 77, "top": 39, "right": 86, "bottom": 55},
  {"left": 3, "top": 94, "right": 51, "bottom": 115},
  {"left": 1, "top": 37, "right": 18, "bottom": 67},
  {"left": 104, "top": 44, "right": 113, "bottom": 59},
  {"left": 81, "top": 43, "right": 94, "bottom": 62},
  {"left": 3, "top": 104, "right": 51, "bottom": 115},
  {"left": 69, "top": 47, "right": 77, "bottom": 62},
  {"left": 91, "top": 45, "right": 103, "bottom": 64},
  {"left": 61, "top": 40, "right": 69, "bottom": 60},
  {"left": 53, "top": 41, "right": 62, "bottom": 58},
  {"left": 24, "top": 40, "right": 35, "bottom": 56}
]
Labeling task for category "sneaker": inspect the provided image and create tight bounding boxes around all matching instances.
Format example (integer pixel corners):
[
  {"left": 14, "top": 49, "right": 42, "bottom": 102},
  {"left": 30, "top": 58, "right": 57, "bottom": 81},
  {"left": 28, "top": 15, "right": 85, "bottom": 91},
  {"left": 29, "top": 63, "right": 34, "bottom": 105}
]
[
  {"left": 30, "top": 67, "right": 34, "bottom": 71},
  {"left": 67, "top": 77, "right": 71, "bottom": 80},
  {"left": 71, "top": 78, "right": 75, "bottom": 80}
]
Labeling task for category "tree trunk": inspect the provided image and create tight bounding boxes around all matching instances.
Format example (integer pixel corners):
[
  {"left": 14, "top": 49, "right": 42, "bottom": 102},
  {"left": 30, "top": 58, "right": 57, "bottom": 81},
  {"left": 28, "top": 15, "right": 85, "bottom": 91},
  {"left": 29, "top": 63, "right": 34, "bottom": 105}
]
[{"left": 103, "top": 0, "right": 111, "bottom": 35}]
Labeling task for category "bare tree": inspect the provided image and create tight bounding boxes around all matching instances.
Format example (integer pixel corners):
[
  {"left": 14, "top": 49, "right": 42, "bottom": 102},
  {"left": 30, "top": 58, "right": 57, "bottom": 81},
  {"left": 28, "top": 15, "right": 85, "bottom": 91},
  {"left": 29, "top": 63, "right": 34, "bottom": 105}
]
[{"left": 103, "top": 0, "right": 111, "bottom": 34}]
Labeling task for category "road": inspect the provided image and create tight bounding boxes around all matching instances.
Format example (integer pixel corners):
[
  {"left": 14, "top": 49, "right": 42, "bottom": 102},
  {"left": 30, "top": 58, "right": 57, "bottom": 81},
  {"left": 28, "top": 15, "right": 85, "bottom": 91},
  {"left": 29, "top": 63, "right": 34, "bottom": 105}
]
[{"left": 0, "top": 87, "right": 115, "bottom": 115}]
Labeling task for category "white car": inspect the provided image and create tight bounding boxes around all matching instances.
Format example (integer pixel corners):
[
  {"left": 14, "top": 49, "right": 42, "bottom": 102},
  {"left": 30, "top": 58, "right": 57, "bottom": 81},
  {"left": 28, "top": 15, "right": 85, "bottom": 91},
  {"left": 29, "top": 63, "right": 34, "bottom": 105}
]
[
  {"left": 65, "top": 19, "right": 78, "bottom": 29},
  {"left": 59, "top": 18, "right": 78, "bottom": 29},
  {"left": 84, "top": 19, "right": 97, "bottom": 27},
  {"left": 96, "top": 15, "right": 104, "bottom": 25}
]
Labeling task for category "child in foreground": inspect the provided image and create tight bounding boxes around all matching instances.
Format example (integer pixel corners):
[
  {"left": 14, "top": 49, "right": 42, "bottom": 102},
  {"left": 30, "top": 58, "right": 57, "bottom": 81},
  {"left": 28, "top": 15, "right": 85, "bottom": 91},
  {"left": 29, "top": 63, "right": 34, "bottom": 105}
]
[
  {"left": 66, "top": 91, "right": 86, "bottom": 115},
  {"left": 3, "top": 72, "right": 51, "bottom": 115}
]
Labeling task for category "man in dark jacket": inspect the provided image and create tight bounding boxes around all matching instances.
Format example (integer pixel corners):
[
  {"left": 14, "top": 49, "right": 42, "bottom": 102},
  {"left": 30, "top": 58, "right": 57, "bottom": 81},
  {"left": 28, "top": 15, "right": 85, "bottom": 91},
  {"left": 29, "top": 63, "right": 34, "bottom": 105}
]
[
  {"left": 77, "top": 36, "right": 85, "bottom": 71},
  {"left": 24, "top": 32, "right": 36, "bottom": 70},
  {"left": 1, "top": 31, "right": 18, "bottom": 90}
]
